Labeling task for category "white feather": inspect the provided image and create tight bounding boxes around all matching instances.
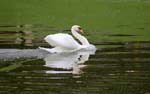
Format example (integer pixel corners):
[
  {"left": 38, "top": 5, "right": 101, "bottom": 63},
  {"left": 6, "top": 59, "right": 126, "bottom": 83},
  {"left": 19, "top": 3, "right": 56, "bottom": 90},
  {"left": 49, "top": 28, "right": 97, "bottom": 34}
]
[
  {"left": 39, "top": 25, "right": 96, "bottom": 53},
  {"left": 44, "top": 33, "right": 81, "bottom": 50}
]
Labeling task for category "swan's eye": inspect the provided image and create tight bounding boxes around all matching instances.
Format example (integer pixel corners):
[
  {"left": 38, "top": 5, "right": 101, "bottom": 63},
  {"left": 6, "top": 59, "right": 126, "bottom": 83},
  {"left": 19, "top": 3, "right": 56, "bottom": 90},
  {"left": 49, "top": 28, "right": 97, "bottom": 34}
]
[
  {"left": 78, "top": 27, "right": 84, "bottom": 33},
  {"left": 78, "top": 27, "right": 82, "bottom": 30}
]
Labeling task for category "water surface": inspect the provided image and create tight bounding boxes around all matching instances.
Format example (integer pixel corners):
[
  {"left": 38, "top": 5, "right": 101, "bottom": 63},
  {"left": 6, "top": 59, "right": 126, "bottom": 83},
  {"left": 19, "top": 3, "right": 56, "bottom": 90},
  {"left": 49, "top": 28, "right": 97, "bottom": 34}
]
[{"left": 0, "top": 25, "right": 150, "bottom": 94}]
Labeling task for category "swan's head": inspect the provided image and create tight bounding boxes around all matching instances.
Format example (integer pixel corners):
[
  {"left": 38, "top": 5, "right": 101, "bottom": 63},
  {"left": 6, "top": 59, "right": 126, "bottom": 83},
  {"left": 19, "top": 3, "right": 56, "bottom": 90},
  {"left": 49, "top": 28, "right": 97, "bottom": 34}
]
[{"left": 71, "top": 25, "right": 83, "bottom": 33}]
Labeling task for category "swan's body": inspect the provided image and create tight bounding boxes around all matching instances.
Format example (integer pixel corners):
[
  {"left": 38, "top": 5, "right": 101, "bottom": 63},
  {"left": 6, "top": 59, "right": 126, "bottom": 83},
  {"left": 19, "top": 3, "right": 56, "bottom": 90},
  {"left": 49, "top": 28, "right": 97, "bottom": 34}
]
[{"left": 39, "top": 25, "right": 96, "bottom": 53}]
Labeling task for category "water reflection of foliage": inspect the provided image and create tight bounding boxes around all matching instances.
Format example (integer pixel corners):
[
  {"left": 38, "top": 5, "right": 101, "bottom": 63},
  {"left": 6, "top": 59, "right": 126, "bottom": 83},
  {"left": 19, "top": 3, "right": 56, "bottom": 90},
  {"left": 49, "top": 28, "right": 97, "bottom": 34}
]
[
  {"left": 15, "top": 24, "right": 34, "bottom": 46},
  {"left": 0, "top": 59, "right": 38, "bottom": 72}
]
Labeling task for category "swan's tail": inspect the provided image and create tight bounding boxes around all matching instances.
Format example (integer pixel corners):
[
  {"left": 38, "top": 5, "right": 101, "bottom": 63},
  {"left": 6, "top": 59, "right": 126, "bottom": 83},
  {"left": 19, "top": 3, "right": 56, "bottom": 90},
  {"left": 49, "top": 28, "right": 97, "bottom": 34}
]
[
  {"left": 39, "top": 47, "right": 54, "bottom": 53},
  {"left": 39, "top": 47, "right": 63, "bottom": 53}
]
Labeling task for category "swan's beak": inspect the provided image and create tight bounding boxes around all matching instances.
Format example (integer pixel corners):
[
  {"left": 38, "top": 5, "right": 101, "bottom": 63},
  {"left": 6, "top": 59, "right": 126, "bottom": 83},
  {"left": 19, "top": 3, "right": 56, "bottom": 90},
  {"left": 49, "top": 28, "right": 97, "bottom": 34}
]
[{"left": 79, "top": 29, "right": 84, "bottom": 33}]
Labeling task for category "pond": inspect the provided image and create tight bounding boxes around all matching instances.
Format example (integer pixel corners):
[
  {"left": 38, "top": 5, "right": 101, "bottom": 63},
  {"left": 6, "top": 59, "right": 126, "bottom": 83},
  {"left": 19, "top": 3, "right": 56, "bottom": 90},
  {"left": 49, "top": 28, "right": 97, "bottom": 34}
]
[
  {"left": 0, "top": 24, "right": 150, "bottom": 94},
  {"left": 0, "top": 0, "right": 150, "bottom": 94}
]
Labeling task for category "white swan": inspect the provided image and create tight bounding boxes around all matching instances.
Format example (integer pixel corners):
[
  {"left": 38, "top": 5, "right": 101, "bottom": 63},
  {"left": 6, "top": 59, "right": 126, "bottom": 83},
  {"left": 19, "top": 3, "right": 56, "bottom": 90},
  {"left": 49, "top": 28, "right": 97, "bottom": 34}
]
[{"left": 39, "top": 25, "right": 96, "bottom": 53}]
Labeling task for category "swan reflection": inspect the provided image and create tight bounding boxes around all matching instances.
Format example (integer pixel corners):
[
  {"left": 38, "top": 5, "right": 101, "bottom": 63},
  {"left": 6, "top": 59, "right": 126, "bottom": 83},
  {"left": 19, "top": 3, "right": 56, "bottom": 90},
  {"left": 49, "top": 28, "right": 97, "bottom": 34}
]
[
  {"left": 0, "top": 49, "right": 95, "bottom": 74},
  {"left": 43, "top": 51, "right": 95, "bottom": 74}
]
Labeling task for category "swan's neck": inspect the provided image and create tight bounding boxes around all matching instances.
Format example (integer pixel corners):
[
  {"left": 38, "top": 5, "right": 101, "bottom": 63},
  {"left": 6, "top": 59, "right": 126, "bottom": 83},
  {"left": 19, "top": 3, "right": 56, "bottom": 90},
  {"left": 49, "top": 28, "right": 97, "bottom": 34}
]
[{"left": 71, "top": 30, "right": 90, "bottom": 45}]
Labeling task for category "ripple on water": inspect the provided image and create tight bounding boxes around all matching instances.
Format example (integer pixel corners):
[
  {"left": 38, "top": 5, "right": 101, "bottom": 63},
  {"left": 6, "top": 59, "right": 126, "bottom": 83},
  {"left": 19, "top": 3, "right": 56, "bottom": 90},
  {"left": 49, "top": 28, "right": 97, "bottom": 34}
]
[{"left": 0, "top": 25, "right": 150, "bottom": 94}]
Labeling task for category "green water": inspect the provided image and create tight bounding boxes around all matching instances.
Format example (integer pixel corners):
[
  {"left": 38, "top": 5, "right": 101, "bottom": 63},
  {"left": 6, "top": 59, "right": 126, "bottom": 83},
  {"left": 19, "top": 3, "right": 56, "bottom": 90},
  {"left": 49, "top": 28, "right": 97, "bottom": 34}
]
[
  {"left": 0, "top": 0, "right": 150, "bottom": 94},
  {"left": 0, "top": 0, "right": 150, "bottom": 42}
]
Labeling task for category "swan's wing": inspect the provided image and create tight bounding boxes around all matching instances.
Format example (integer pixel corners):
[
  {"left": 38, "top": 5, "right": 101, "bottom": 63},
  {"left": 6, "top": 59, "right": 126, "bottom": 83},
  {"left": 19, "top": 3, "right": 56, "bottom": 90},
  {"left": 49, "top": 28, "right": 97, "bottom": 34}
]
[{"left": 44, "top": 33, "right": 81, "bottom": 49}]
